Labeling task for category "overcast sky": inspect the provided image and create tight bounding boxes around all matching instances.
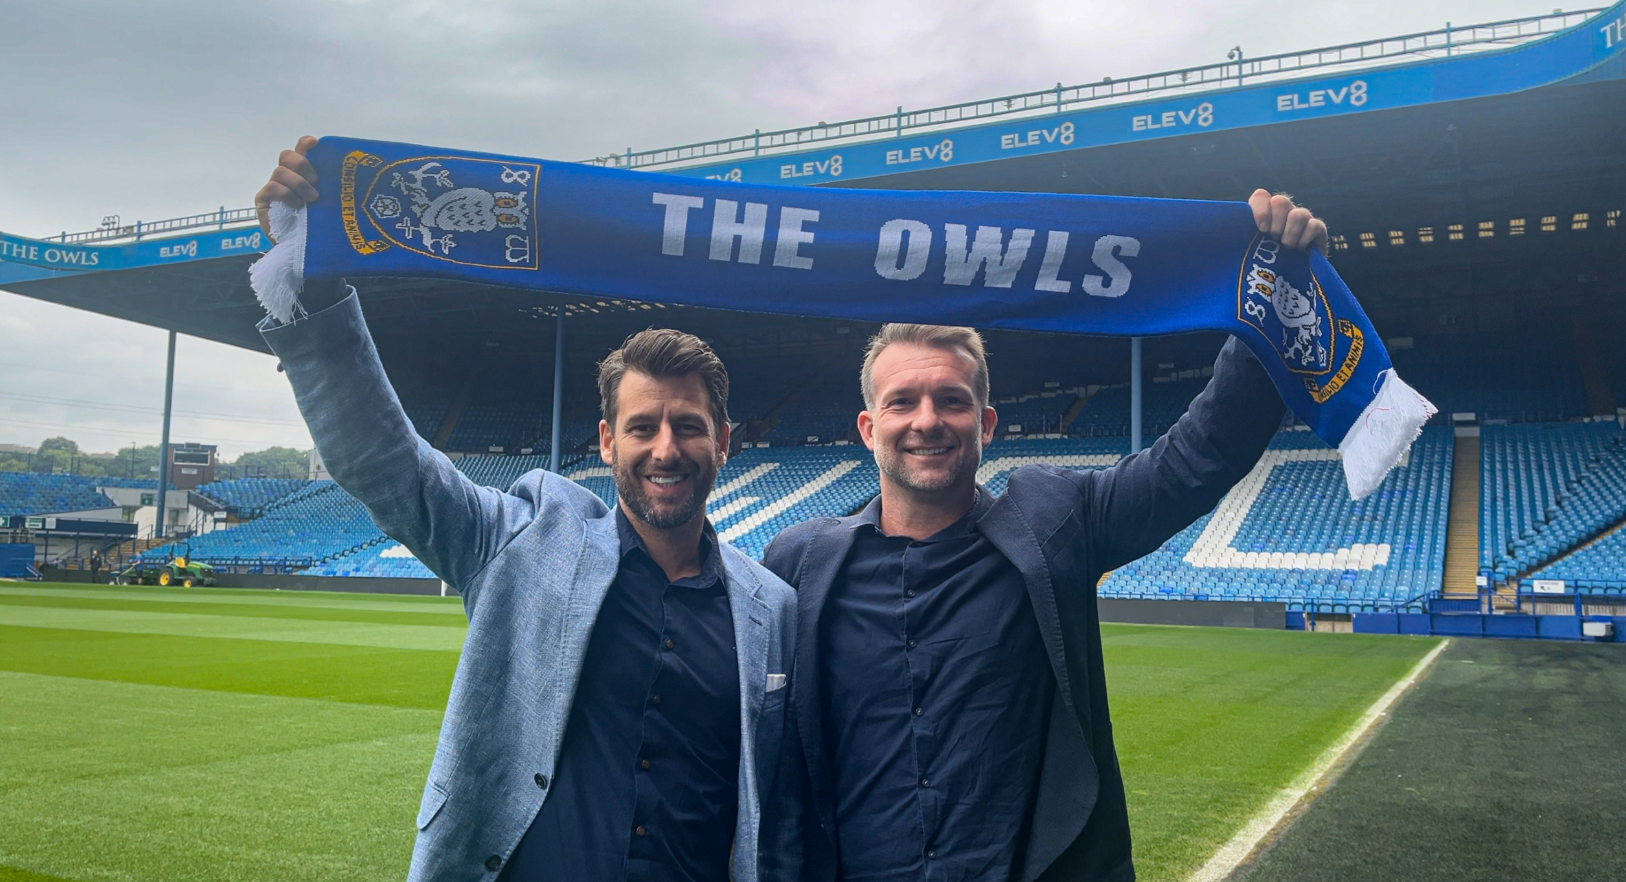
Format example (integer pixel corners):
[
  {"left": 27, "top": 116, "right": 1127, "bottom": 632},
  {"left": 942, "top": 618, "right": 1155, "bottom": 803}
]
[{"left": 0, "top": 0, "right": 1554, "bottom": 458}]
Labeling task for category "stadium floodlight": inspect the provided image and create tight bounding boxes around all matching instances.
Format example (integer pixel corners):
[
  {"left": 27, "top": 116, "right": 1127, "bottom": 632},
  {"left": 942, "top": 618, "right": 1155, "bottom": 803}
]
[
  {"left": 1448, "top": 224, "right": 1464, "bottom": 241},
  {"left": 1359, "top": 232, "right": 1376, "bottom": 248},
  {"left": 1571, "top": 212, "right": 1589, "bottom": 230},
  {"left": 1478, "top": 221, "right": 1495, "bottom": 239},
  {"left": 1418, "top": 227, "right": 1435, "bottom": 243},
  {"left": 1509, "top": 218, "right": 1526, "bottom": 236},
  {"left": 1330, "top": 234, "right": 1349, "bottom": 251},
  {"left": 1389, "top": 230, "right": 1405, "bottom": 246},
  {"left": 1541, "top": 215, "right": 1557, "bottom": 232},
  {"left": 1608, "top": 210, "right": 1620, "bottom": 228}
]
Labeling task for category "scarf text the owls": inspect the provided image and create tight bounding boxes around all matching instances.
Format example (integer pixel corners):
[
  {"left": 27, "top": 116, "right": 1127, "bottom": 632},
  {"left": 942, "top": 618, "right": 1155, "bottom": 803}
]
[{"left": 251, "top": 136, "right": 1435, "bottom": 498}]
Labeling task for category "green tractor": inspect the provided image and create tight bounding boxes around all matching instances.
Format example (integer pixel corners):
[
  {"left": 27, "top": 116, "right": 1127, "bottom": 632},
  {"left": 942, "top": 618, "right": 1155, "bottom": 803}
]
[{"left": 117, "top": 547, "right": 216, "bottom": 588}]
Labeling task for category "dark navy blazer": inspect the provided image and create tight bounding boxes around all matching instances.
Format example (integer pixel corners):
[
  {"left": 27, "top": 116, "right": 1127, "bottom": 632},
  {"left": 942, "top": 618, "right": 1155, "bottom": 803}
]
[{"left": 764, "top": 337, "right": 1284, "bottom": 882}]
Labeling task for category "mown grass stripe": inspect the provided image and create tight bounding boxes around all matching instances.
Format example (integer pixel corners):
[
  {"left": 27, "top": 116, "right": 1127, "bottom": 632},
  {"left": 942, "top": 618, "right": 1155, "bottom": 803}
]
[
  {"left": 0, "top": 583, "right": 462, "bottom": 614},
  {"left": 0, "top": 626, "right": 458, "bottom": 709},
  {"left": 0, "top": 593, "right": 468, "bottom": 628},
  {"left": 0, "top": 605, "right": 468, "bottom": 652}
]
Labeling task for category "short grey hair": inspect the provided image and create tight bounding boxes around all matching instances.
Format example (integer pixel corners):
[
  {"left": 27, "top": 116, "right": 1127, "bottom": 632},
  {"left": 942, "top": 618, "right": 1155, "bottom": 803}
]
[{"left": 860, "top": 323, "right": 989, "bottom": 411}]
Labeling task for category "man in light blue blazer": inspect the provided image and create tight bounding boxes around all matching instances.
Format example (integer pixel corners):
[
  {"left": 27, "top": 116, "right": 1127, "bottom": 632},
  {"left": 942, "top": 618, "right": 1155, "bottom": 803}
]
[{"left": 259, "top": 143, "right": 799, "bottom": 882}]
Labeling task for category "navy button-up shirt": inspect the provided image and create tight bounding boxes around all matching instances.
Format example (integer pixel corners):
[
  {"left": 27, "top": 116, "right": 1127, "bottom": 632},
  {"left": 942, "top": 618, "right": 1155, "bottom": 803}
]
[
  {"left": 820, "top": 492, "right": 1055, "bottom": 882},
  {"left": 503, "top": 509, "right": 741, "bottom": 882}
]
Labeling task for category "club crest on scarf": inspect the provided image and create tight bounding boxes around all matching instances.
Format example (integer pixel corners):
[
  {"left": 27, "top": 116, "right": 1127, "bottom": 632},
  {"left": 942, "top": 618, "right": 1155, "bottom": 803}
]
[
  {"left": 1237, "top": 236, "right": 1334, "bottom": 375},
  {"left": 343, "top": 152, "right": 541, "bottom": 270}
]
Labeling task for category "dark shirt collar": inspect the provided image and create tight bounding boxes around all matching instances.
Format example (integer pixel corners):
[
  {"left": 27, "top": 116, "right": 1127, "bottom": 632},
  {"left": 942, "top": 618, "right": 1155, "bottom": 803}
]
[
  {"left": 853, "top": 486, "right": 994, "bottom": 541},
  {"left": 615, "top": 506, "right": 722, "bottom": 588}
]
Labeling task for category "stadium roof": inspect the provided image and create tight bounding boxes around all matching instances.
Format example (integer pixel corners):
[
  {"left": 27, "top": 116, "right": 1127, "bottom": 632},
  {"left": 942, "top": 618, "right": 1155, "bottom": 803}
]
[{"left": 2, "top": 4, "right": 1623, "bottom": 361}]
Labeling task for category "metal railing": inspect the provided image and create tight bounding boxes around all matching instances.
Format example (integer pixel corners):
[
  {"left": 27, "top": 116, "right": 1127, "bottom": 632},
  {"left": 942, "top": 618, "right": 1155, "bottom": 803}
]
[
  {"left": 34, "top": 7, "right": 1605, "bottom": 242},
  {"left": 50, "top": 207, "right": 259, "bottom": 246},
  {"left": 579, "top": 8, "right": 1603, "bottom": 169}
]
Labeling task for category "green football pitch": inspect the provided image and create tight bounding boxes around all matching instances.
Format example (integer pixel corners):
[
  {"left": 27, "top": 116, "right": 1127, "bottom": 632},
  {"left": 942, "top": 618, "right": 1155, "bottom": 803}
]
[{"left": 0, "top": 583, "right": 1437, "bottom": 882}]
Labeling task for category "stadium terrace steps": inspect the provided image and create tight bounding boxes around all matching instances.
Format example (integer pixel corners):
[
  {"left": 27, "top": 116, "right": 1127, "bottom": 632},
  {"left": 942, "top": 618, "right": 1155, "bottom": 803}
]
[{"left": 1442, "top": 434, "right": 1482, "bottom": 600}]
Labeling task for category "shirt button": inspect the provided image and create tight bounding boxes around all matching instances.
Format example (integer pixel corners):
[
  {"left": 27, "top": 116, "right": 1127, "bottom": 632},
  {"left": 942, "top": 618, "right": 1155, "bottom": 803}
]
[
  {"left": 907, "top": 639, "right": 917, "bottom": 648},
  {"left": 485, "top": 855, "right": 503, "bottom": 871},
  {"left": 641, "top": 759, "right": 651, "bottom": 770},
  {"left": 919, "top": 777, "right": 930, "bottom": 787},
  {"left": 651, "top": 694, "right": 662, "bottom": 705},
  {"left": 664, "top": 638, "right": 675, "bottom": 650},
  {"left": 927, "top": 850, "right": 937, "bottom": 859},
  {"left": 914, "top": 707, "right": 924, "bottom": 716},
  {"left": 905, "top": 589, "right": 916, "bottom": 598},
  {"left": 534, "top": 773, "right": 549, "bottom": 789},
  {"left": 635, "top": 825, "right": 647, "bottom": 837}
]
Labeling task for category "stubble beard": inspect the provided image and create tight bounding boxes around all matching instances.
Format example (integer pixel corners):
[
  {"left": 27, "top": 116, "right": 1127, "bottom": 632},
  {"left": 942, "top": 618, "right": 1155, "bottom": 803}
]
[
  {"left": 875, "top": 433, "right": 982, "bottom": 497},
  {"left": 611, "top": 445, "right": 719, "bottom": 530}
]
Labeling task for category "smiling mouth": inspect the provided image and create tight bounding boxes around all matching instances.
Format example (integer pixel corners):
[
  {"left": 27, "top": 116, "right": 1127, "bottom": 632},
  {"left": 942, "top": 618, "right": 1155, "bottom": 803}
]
[
  {"left": 645, "top": 474, "right": 688, "bottom": 486},
  {"left": 905, "top": 446, "right": 953, "bottom": 456}
]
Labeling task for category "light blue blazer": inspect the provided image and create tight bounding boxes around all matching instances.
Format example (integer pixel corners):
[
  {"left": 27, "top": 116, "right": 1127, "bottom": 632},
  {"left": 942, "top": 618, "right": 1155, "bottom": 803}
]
[{"left": 261, "top": 293, "right": 800, "bottom": 882}]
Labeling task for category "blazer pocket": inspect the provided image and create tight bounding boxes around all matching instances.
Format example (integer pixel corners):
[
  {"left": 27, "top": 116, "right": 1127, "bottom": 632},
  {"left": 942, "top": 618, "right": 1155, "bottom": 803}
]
[{"left": 416, "top": 781, "right": 450, "bottom": 831}]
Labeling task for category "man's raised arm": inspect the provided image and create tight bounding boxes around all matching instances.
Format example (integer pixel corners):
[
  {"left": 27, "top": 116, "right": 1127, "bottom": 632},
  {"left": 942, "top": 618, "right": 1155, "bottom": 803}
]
[
  {"left": 1080, "top": 336, "right": 1285, "bottom": 571},
  {"left": 260, "top": 285, "right": 531, "bottom": 603},
  {"left": 255, "top": 138, "right": 533, "bottom": 605},
  {"left": 1075, "top": 190, "right": 1324, "bottom": 571}
]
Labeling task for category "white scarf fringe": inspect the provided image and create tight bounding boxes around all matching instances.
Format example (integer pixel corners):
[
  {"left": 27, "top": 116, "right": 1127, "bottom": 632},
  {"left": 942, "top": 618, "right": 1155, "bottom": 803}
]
[
  {"left": 247, "top": 202, "right": 307, "bottom": 324},
  {"left": 1338, "top": 369, "right": 1437, "bottom": 499}
]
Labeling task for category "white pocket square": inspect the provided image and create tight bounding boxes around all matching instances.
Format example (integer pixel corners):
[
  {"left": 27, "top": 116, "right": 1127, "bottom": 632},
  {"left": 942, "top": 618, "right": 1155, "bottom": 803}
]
[{"left": 765, "top": 673, "right": 788, "bottom": 692}]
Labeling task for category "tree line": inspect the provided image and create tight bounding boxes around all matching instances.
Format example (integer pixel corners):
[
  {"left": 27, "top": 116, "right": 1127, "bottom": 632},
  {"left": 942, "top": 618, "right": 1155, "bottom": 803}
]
[{"left": 0, "top": 437, "right": 312, "bottom": 481}]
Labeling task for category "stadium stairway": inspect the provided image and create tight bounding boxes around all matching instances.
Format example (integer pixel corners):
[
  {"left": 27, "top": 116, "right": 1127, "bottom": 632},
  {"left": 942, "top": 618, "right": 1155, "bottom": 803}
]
[
  {"left": 1058, "top": 388, "right": 1092, "bottom": 433},
  {"left": 1525, "top": 514, "right": 1626, "bottom": 597},
  {"left": 1442, "top": 433, "right": 1481, "bottom": 602}
]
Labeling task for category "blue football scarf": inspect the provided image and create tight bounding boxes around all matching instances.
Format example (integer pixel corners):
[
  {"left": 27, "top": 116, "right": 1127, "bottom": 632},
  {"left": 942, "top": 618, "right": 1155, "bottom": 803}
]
[{"left": 252, "top": 136, "right": 1434, "bottom": 498}]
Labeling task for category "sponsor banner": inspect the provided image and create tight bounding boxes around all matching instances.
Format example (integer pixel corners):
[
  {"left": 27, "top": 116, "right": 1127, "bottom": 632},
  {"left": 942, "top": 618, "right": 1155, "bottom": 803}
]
[
  {"left": 671, "top": 3, "right": 1626, "bottom": 185},
  {"left": 0, "top": 227, "right": 268, "bottom": 274}
]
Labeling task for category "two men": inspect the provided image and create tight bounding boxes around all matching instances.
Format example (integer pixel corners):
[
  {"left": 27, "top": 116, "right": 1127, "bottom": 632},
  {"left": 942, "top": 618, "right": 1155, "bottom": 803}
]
[
  {"left": 257, "top": 139, "right": 800, "bottom": 882},
  {"left": 259, "top": 136, "right": 1326, "bottom": 882}
]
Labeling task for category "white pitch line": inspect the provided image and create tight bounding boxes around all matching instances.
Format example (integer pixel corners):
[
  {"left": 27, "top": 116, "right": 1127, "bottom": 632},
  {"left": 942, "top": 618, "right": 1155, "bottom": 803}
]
[{"left": 1185, "top": 637, "right": 1451, "bottom": 882}]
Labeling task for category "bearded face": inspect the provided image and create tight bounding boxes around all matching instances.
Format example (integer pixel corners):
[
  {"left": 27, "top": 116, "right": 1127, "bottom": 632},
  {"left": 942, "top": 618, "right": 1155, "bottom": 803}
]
[
  {"left": 600, "top": 370, "right": 727, "bottom": 532},
  {"left": 610, "top": 433, "right": 720, "bottom": 530}
]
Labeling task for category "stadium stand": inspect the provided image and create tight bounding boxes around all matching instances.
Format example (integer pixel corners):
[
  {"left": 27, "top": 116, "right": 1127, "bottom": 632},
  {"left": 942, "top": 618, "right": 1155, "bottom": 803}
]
[
  {"left": 994, "top": 393, "right": 1075, "bottom": 436},
  {"left": 1528, "top": 521, "right": 1626, "bottom": 594},
  {"left": 1393, "top": 335, "right": 1588, "bottom": 424},
  {"left": 455, "top": 453, "right": 553, "bottom": 489},
  {"left": 141, "top": 481, "right": 383, "bottom": 571},
  {"left": 194, "top": 478, "right": 309, "bottom": 519},
  {"left": 1099, "top": 427, "right": 1453, "bottom": 613},
  {"left": 1480, "top": 421, "right": 1626, "bottom": 582},
  {"left": 976, "top": 437, "right": 1126, "bottom": 496},
  {"left": 304, "top": 540, "right": 437, "bottom": 580},
  {"left": 1069, "top": 376, "right": 1209, "bottom": 438},
  {"left": 0, "top": 473, "right": 117, "bottom": 518}
]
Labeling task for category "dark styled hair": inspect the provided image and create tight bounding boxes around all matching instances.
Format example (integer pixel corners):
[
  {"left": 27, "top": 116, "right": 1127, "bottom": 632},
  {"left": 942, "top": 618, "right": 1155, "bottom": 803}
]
[{"left": 598, "top": 328, "right": 730, "bottom": 433}]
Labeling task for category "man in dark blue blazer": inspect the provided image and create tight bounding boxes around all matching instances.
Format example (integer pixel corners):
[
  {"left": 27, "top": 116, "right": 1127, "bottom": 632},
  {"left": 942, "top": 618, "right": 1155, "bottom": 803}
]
[{"left": 762, "top": 194, "right": 1325, "bottom": 882}]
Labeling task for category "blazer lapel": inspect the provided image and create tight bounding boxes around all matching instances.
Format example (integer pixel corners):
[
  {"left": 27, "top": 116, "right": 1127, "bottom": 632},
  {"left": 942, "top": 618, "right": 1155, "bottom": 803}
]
[
  {"left": 792, "top": 518, "right": 857, "bottom": 834},
  {"left": 726, "top": 565, "right": 772, "bottom": 768}
]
